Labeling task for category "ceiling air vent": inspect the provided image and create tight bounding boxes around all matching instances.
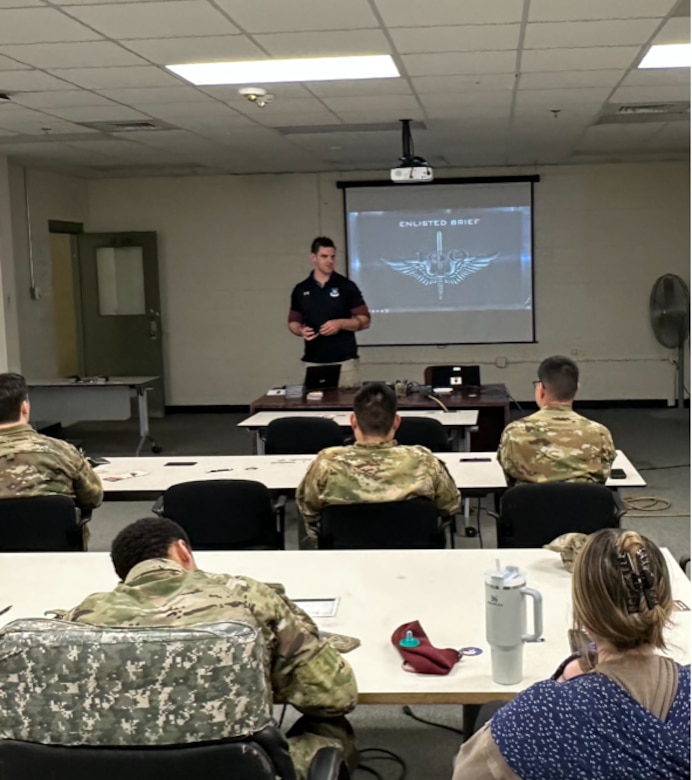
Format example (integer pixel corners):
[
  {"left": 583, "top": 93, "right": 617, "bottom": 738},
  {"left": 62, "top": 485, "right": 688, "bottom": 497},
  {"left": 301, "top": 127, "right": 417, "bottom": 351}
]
[
  {"left": 596, "top": 101, "right": 690, "bottom": 125},
  {"left": 78, "top": 119, "right": 174, "bottom": 133}
]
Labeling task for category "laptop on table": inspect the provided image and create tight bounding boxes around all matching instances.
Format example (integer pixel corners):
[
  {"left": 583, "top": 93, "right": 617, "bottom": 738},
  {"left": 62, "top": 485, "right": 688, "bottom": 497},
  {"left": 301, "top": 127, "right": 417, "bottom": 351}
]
[
  {"left": 304, "top": 364, "right": 341, "bottom": 392},
  {"left": 430, "top": 365, "right": 481, "bottom": 390}
]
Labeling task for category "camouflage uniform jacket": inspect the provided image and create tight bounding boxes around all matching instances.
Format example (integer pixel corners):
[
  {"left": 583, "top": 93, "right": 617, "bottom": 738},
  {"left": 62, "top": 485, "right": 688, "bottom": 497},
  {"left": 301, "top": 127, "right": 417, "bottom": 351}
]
[
  {"left": 296, "top": 440, "right": 461, "bottom": 539},
  {"left": 0, "top": 423, "right": 103, "bottom": 509},
  {"left": 62, "top": 559, "right": 358, "bottom": 718},
  {"left": 497, "top": 405, "right": 616, "bottom": 484}
]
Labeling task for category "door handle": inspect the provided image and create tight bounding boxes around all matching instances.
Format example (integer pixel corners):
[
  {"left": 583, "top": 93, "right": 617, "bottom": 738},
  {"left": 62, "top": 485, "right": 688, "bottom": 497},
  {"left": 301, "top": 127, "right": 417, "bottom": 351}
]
[{"left": 149, "top": 319, "right": 158, "bottom": 340}]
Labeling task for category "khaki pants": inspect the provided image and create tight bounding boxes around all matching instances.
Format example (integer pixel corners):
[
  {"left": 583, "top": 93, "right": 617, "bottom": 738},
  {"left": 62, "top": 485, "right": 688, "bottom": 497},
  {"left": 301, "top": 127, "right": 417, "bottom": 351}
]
[{"left": 304, "top": 359, "right": 361, "bottom": 389}]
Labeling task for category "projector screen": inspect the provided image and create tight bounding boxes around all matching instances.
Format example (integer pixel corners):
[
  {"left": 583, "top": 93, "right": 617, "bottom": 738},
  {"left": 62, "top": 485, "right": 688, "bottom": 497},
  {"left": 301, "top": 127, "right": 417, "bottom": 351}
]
[{"left": 344, "top": 181, "right": 535, "bottom": 345}]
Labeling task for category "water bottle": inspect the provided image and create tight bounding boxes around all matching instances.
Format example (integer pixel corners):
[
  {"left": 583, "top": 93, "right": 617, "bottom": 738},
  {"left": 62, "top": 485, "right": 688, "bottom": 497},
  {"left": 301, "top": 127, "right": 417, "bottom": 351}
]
[{"left": 485, "top": 561, "right": 543, "bottom": 684}]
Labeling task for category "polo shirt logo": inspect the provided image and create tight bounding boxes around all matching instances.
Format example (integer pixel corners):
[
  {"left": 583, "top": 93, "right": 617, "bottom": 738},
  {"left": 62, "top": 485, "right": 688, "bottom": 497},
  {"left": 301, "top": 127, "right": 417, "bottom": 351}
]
[
  {"left": 303, "top": 291, "right": 310, "bottom": 295},
  {"left": 329, "top": 288, "right": 340, "bottom": 298}
]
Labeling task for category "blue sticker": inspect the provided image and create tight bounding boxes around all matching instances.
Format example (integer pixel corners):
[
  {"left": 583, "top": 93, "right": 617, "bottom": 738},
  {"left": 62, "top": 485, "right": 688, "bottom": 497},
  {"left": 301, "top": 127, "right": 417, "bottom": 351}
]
[{"left": 459, "top": 646, "right": 483, "bottom": 656}]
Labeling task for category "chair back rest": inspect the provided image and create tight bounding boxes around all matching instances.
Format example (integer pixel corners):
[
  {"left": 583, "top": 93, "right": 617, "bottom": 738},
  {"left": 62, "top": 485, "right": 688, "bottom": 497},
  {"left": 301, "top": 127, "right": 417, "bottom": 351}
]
[
  {"left": 0, "top": 618, "right": 272, "bottom": 746},
  {"left": 424, "top": 365, "right": 481, "bottom": 388},
  {"left": 395, "top": 417, "right": 449, "bottom": 452},
  {"left": 0, "top": 496, "right": 81, "bottom": 551},
  {"left": 319, "top": 497, "right": 443, "bottom": 549},
  {"left": 498, "top": 483, "right": 619, "bottom": 548},
  {"left": 0, "top": 726, "right": 295, "bottom": 780},
  {"left": 265, "top": 417, "right": 345, "bottom": 455},
  {"left": 163, "top": 480, "right": 277, "bottom": 549}
]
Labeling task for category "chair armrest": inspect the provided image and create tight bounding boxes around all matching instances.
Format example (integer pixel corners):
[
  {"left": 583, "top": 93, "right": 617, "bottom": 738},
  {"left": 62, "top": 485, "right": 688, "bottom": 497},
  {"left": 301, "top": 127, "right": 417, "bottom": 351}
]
[
  {"left": 273, "top": 494, "right": 287, "bottom": 549},
  {"left": 77, "top": 509, "right": 92, "bottom": 527},
  {"left": 307, "top": 747, "right": 349, "bottom": 780},
  {"left": 151, "top": 495, "right": 164, "bottom": 516},
  {"left": 612, "top": 491, "right": 627, "bottom": 524}
]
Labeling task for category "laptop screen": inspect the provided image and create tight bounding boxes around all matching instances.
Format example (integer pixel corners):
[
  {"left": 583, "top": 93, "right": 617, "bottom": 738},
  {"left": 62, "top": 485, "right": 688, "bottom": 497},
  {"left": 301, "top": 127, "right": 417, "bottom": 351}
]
[
  {"left": 304, "top": 364, "right": 341, "bottom": 391},
  {"left": 430, "top": 365, "right": 481, "bottom": 388}
]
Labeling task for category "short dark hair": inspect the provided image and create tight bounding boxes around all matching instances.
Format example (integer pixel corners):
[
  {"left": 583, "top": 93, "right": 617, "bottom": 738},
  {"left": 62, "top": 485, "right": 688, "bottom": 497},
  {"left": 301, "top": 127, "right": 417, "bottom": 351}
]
[
  {"left": 111, "top": 517, "right": 190, "bottom": 581},
  {"left": 353, "top": 382, "right": 397, "bottom": 436},
  {"left": 0, "top": 373, "right": 28, "bottom": 424},
  {"left": 537, "top": 355, "right": 579, "bottom": 401},
  {"left": 310, "top": 236, "right": 335, "bottom": 254}
]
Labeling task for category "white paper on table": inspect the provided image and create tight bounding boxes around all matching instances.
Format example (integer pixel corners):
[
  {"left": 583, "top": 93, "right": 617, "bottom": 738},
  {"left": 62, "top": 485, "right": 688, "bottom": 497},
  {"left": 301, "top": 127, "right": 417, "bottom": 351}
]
[
  {"left": 293, "top": 597, "right": 339, "bottom": 618},
  {"left": 266, "top": 388, "right": 286, "bottom": 396},
  {"left": 99, "top": 471, "right": 149, "bottom": 482}
]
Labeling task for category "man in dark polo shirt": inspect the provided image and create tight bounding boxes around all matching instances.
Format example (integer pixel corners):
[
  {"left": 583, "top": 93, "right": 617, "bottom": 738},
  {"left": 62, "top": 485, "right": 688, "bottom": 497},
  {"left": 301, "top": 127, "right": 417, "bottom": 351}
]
[{"left": 288, "top": 236, "right": 370, "bottom": 388}]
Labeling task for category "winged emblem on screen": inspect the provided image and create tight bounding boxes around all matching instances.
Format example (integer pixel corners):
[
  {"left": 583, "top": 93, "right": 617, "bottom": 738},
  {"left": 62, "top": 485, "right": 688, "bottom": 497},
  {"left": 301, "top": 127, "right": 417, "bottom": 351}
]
[{"left": 381, "top": 231, "right": 499, "bottom": 300}]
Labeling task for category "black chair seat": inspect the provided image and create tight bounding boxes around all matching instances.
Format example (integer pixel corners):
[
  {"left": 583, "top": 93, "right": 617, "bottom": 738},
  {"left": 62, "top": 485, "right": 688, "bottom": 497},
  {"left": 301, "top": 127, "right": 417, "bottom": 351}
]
[
  {"left": 318, "top": 497, "right": 450, "bottom": 549},
  {"left": 492, "top": 482, "right": 624, "bottom": 548},
  {"left": 395, "top": 417, "right": 450, "bottom": 452},
  {"left": 0, "top": 495, "right": 84, "bottom": 551},
  {"left": 160, "top": 480, "right": 285, "bottom": 550},
  {"left": 265, "top": 418, "right": 345, "bottom": 455},
  {"left": 0, "top": 727, "right": 346, "bottom": 780}
]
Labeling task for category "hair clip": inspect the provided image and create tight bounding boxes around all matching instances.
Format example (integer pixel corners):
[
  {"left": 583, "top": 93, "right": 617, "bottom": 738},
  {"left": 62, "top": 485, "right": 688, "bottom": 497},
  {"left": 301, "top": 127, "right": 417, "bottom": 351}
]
[
  {"left": 636, "top": 549, "right": 658, "bottom": 610},
  {"left": 618, "top": 552, "right": 643, "bottom": 614}
]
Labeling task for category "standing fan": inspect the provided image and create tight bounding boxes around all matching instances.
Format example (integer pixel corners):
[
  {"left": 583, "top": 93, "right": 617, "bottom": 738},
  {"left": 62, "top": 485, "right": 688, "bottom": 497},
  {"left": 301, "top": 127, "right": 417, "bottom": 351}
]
[{"left": 649, "top": 274, "right": 690, "bottom": 409}]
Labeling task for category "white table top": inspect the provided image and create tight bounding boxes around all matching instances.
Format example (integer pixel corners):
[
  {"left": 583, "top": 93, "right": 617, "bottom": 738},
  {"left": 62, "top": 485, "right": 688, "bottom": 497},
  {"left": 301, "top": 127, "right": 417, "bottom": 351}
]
[
  {"left": 95, "top": 450, "right": 645, "bottom": 497},
  {"left": 28, "top": 377, "right": 158, "bottom": 388},
  {"left": 238, "top": 409, "right": 479, "bottom": 428},
  {"left": 0, "top": 548, "right": 687, "bottom": 703}
]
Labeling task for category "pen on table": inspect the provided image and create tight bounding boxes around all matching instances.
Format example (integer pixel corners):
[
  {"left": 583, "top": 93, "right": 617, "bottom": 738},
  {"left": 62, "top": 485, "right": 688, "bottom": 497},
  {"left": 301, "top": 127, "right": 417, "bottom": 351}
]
[
  {"left": 207, "top": 468, "right": 233, "bottom": 473},
  {"left": 0, "top": 605, "right": 13, "bottom": 617}
]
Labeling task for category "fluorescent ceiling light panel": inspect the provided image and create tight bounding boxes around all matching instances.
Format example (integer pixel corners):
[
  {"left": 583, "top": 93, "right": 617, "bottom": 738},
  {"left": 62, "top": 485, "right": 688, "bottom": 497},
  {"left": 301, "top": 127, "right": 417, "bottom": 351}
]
[
  {"left": 166, "top": 55, "right": 399, "bottom": 85},
  {"left": 639, "top": 43, "right": 691, "bottom": 68}
]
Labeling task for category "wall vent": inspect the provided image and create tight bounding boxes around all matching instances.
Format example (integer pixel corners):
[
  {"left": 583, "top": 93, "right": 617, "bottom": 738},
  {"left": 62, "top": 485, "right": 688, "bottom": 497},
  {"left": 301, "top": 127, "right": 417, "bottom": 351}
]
[{"left": 596, "top": 101, "right": 690, "bottom": 124}]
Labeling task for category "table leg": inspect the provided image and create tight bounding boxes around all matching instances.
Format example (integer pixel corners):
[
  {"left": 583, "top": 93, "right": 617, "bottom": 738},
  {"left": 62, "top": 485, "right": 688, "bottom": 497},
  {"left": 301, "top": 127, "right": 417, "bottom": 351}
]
[
  {"left": 462, "top": 704, "right": 480, "bottom": 739},
  {"left": 135, "top": 386, "right": 160, "bottom": 456}
]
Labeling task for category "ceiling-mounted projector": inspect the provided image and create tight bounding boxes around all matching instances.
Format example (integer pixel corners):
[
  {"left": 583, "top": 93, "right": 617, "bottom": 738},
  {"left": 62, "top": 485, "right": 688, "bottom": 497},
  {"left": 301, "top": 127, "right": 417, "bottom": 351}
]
[{"left": 391, "top": 118, "right": 433, "bottom": 183}]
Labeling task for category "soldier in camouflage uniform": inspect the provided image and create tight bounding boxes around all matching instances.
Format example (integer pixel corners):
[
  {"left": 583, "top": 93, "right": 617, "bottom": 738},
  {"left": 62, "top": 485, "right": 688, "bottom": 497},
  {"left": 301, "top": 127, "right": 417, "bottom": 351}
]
[
  {"left": 296, "top": 382, "right": 461, "bottom": 540},
  {"left": 498, "top": 356, "right": 615, "bottom": 484},
  {"left": 61, "top": 517, "right": 359, "bottom": 779},
  {"left": 0, "top": 373, "right": 102, "bottom": 510}
]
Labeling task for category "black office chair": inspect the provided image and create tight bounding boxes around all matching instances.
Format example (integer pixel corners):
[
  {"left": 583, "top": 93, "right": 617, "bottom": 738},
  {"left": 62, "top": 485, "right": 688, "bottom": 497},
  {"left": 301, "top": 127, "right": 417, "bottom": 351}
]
[
  {"left": 395, "top": 417, "right": 451, "bottom": 452},
  {"left": 317, "top": 497, "right": 453, "bottom": 549},
  {"left": 0, "top": 731, "right": 346, "bottom": 780},
  {"left": 156, "top": 479, "right": 286, "bottom": 550},
  {"left": 265, "top": 417, "right": 345, "bottom": 455},
  {"left": 0, "top": 495, "right": 89, "bottom": 551},
  {"left": 490, "top": 482, "right": 625, "bottom": 548}
]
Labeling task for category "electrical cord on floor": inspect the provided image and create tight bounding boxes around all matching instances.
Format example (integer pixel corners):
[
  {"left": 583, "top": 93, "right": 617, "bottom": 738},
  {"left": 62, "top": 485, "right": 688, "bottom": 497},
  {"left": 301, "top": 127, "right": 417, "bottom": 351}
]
[
  {"left": 356, "top": 747, "right": 407, "bottom": 780},
  {"left": 624, "top": 496, "right": 672, "bottom": 512},
  {"left": 506, "top": 392, "right": 524, "bottom": 413},
  {"left": 401, "top": 705, "right": 465, "bottom": 736},
  {"left": 636, "top": 465, "right": 689, "bottom": 471}
]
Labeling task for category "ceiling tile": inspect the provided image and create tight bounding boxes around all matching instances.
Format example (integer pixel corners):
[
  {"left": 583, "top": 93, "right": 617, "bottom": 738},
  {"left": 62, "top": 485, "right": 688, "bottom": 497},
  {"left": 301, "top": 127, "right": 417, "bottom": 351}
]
[
  {"left": 13, "top": 89, "right": 116, "bottom": 107},
  {"left": 254, "top": 112, "right": 343, "bottom": 127},
  {"left": 375, "top": 0, "right": 524, "bottom": 26},
  {"left": 331, "top": 108, "right": 425, "bottom": 124},
  {"left": 214, "top": 0, "right": 379, "bottom": 33},
  {"left": 122, "top": 35, "right": 263, "bottom": 65},
  {"left": 610, "top": 84, "right": 692, "bottom": 102},
  {"left": 96, "top": 86, "right": 212, "bottom": 105},
  {"left": 0, "top": 41, "right": 146, "bottom": 68},
  {"left": 577, "top": 123, "right": 668, "bottom": 151},
  {"left": 619, "top": 67, "right": 690, "bottom": 86},
  {"left": 650, "top": 122, "right": 690, "bottom": 148},
  {"left": 391, "top": 24, "right": 520, "bottom": 54},
  {"left": 43, "top": 104, "right": 152, "bottom": 121},
  {"left": 0, "top": 117, "right": 98, "bottom": 133},
  {"left": 528, "top": 0, "right": 677, "bottom": 21},
  {"left": 54, "top": 66, "right": 181, "bottom": 88},
  {"left": 519, "top": 70, "right": 625, "bottom": 88},
  {"left": 525, "top": 19, "right": 660, "bottom": 48},
  {"left": 521, "top": 46, "right": 640, "bottom": 71},
  {"left": 651, "top": 16, "right": 692, "bottom": 44},
  {"left": 64, "top": 1, "right": 239, "bottom": 39},
  {"left": 0, "top": 0, "right": 47, "bottom": 5},
  {"left": 0, "top": 8, "right": 99, "bottom": 43},
  {"left": 321, "top": 95, "right": 420, "bottom": 114},
  {"left": 0, "top": 69, "right": 75, "bottom": 90},
  {"left": 305, "top": 78, "right": 413, "bottom": 98},
  {"left": 254, "top": 29, "right": 390, "bottom": 57},
  {"left": 516, "top": 87, "right": 612, "bottom": 105},
  {"left": 401, "top": 51, "right": 517, "bottom": 77},
  {"left": 231, "top": 96, "right": 333, "bottom": 116},
  {"left": 0, "top": 53, "right": 31, "bottom": 70},
  {"left": 410, "top": 74, "right": 517, "bottom": 92}
]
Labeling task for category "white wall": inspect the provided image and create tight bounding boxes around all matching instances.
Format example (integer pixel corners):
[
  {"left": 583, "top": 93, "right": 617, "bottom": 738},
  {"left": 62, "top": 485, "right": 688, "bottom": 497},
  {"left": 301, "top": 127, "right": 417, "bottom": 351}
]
[
  {"left": 86, "top": 161, "right": 690, "bottom": 406},
  {"left": 8, "top": 164, "right": 89, "bottom": 379}
]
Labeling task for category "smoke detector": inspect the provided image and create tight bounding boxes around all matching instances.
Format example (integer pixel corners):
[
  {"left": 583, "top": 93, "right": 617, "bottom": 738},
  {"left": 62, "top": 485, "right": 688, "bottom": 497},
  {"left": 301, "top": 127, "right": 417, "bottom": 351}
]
[{"left": 239, "top": 86, "right": 274, "bottom": 108}]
